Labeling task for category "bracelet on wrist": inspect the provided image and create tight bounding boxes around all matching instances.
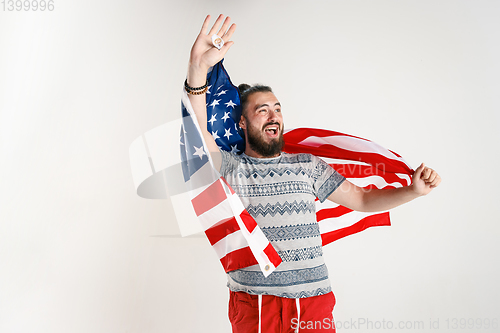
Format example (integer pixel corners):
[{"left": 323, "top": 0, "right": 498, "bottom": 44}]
[
  {"left": 185, "top": 79, "right": 208, "bottom": 92},
  {"left": 186, "top": 85, "right": 208, "bottom": 95}
]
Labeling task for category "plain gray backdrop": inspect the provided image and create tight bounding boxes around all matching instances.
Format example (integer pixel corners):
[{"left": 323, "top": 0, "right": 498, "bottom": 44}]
[{"left": 1, "top": 1, "right": 499, "bottom": 332}]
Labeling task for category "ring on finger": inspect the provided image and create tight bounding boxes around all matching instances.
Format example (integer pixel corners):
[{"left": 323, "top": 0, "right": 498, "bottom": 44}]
[{"left": 212, "top": 34, "right": 224, "bottom": 50}]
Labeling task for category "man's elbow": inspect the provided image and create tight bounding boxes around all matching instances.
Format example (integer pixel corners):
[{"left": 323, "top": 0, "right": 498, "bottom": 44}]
[{"left": 327, "top": 188, "right": 370, "bottom": 212}]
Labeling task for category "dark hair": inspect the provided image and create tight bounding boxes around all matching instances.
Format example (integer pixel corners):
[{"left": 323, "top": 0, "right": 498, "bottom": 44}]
[{"left": 238, "top": 84, "right": 273, "bottom": 117}]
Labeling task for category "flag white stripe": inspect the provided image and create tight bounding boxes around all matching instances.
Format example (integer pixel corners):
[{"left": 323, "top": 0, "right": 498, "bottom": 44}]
[
  {"left": 195, "top": 182, "right": 248, "bottom": 231},
  {"left": 318, "top": 199, "right": 341, "bottom": 209},
  {"left": 298, "top": 135, "right": 412, "bottom": 169},
  {"left": 249, "top": 227, "right": 274, "bottom": 254},
  {"left": 226, "top": 189, "right": 246, "bottom": 215},
  {"left": 197, "top": 199, "right": 234, "bottom": 231},
  {"left": 320, "top": 157, "right": 371, "bottom": 166},
  {"left": 212, "top": 230, "right": 248, "bottom": 259},
  {"left": 318, "top": 209, "right": 389, "bottom": 234},
  {"left": 396, "top": 173, "right": 412, "bottom": 185},
  {"left": 211, "top": 226, "right": 272, "bottom": 261},
  {"left": 348, "top": 176, "right": 405, "bottom": 189}
]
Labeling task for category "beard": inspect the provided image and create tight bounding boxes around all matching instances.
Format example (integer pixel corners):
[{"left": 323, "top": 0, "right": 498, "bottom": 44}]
[{"left": 245, "top": 117, "right": 284, "bottom": 158}]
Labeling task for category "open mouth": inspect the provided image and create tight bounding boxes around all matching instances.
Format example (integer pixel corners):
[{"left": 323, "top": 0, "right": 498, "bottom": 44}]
[{"left": 264, "top": 124, "right": 280, "bottom": 138}]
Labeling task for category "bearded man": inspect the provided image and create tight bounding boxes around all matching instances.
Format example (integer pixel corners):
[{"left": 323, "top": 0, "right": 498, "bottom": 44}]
[{"left": 184, "top": 14, "right": 441, "bottom": 333}]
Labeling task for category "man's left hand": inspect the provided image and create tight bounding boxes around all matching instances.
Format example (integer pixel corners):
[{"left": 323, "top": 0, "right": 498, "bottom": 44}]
[{"left": 411, "top": 163, "right": 441, "bottom": 196}]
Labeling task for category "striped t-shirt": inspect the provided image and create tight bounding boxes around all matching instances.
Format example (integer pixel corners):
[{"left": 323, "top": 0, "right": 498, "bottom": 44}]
[{"left": 220, "top": 151, "right": 345, "bottom": 298}]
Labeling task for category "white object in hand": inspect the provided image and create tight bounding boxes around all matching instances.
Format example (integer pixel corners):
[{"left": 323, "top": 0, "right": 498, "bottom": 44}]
[{"left": 211, "top": 34, "right": 224, "bottom": 50}]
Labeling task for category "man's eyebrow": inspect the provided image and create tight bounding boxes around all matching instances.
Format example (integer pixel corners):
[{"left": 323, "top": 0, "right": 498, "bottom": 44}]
[{"left": 254, "top": 102, "right": 281, "bottom": 110}]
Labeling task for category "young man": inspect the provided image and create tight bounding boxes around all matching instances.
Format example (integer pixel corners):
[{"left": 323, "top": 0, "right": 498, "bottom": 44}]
[{"left": 185, "top": 15, "right": 441, "bottom": 333}]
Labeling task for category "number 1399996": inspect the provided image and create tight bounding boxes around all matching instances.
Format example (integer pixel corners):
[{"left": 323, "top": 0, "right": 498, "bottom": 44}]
[{"left": 2, "top": 0, "right": 54, "bottom": 11}]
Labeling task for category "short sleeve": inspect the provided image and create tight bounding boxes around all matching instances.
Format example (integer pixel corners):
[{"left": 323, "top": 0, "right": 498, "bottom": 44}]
[
  {"left": 219, "top": 150, "right": 239, "bottom": 178},
  {"left": 310, "top": 155, "right": 346, "bottom": 202}
]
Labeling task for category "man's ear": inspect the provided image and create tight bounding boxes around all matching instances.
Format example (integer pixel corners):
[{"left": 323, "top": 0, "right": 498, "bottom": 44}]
[{"left": 239, "top": 116, "right": 246, "bottom": 130}]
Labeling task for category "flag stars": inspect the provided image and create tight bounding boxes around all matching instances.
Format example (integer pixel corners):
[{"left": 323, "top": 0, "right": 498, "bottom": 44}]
[
  {"left": 208, "top": 114, "right": 217, "bottom": 126},
  {"left": 216, "top": 90, "right": 227, "bottom": 97},
  {"left": 230, "top": 144, "right": 240, "bottom": 154},
  {"left": 224, "top": 128, "right": 233, "bottom": 140},
  {"left": 206, "top": 85, "right": 212, "bottom": 94},
  {"left": 221, "top": 111, "right": 231, "bottom": 122},
  {"left": 193, "top": 145, "right": 206, "bottom": 160},
  {"left": 212, "top": 130, "right": 220, "bottom": 140},
  {"left": 209, "top": 99, "right": 221, "bottom": 108},
  {"left": 225, "top": 100, "right": 237, "bottom": 108}
]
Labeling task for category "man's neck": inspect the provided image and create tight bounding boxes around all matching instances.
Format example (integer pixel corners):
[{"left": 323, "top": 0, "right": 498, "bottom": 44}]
[{"left": 244, "top": 148, "right": 281, "bottom": 159}]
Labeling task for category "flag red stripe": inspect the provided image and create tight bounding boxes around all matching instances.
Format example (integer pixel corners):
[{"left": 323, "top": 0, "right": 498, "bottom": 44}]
[
  {"left": 239, "top": 209, "right": 258, "bottom": 233},
  {"left": 220, "top": 246, "right": 259, "bottom": 273},
  {"left": 221, "top": 176, "right": 236, "bottom": 195},
  {"left": 191, "top": 180, "right": 226, "bottom": 216},
  {"left": 263, "top": 242, "right": 283, "bottom": 268},
  {"left": 204, "top": 217, "right": 240, "bottom": 246},
  {"left": 388, "top": 149, "right": 404, "bottom": 158},
  {"left": 320, "top": 213, "right": 391, "bottom": 246},
  {"left": 316, "top": 206, "right": 353, "bottom": 221}
]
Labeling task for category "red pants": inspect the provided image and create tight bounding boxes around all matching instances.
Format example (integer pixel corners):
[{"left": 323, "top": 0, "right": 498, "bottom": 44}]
[{"left": 228, "top": 290, "right": 336, "bottom": 333}]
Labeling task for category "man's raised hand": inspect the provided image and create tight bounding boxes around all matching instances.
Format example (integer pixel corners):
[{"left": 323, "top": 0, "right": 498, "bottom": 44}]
[{"left": 189, "top": 14, "right": 236, "bottom": 74}]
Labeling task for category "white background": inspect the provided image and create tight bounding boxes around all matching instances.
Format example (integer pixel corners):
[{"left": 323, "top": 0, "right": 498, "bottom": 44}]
[{"left": 1, "top": 1, "right": 499, "bottom": 332}]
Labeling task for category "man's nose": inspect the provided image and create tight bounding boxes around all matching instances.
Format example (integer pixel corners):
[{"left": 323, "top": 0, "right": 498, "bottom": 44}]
[{"left": 268, "top": 110, "right": 279, "bottom": 122}]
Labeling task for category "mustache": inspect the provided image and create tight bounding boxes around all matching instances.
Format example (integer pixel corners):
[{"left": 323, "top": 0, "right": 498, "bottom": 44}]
[{"left": 262, "top": 122, "right": 281, "bottom": 131}]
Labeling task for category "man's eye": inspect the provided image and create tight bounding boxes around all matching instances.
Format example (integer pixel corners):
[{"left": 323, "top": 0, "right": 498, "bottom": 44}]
[{"left": 275, "top": 109, "right": 281, "bottom": 112}]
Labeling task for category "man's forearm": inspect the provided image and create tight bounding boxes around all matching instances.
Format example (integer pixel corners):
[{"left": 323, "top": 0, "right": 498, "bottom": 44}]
[
  {"left": 186, "top": 65, "right": 209, "bottom": 131},
  {"left": 360, "top": 185, "right": 421, "bottom": 212},
  {"left": 328, "top": 163, "right": 440, "bottom": 212},
  {"left": 185, "top": 61, "right": 221, "bottom": 160}
]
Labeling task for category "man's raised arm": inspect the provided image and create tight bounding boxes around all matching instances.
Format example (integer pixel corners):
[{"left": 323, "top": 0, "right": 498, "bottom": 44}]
[
  {"left": 185, "top": 14, "right": 236, "bottom": 171},
  {"left": 328, "top": 163, "right": 441, "bottom": 212}
]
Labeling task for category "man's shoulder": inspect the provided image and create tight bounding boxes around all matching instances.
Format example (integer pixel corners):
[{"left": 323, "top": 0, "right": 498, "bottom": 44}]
[
  {"left": 281, "top": 152, "right": 316, "bottom": 164},
  {"left": 220, "top": 150, "right": 245, "bottom": 164}
]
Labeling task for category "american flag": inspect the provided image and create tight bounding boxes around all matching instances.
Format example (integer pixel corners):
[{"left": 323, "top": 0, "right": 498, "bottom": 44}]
[
  {"left": 282, "top": 128, "right": 413, "bottom": 245},
  {"left": 180, "top": 60, "right": 413, "bottom": 275},
  {"left": 180, "top": 89, "right": 281, "bottom": 277}
]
